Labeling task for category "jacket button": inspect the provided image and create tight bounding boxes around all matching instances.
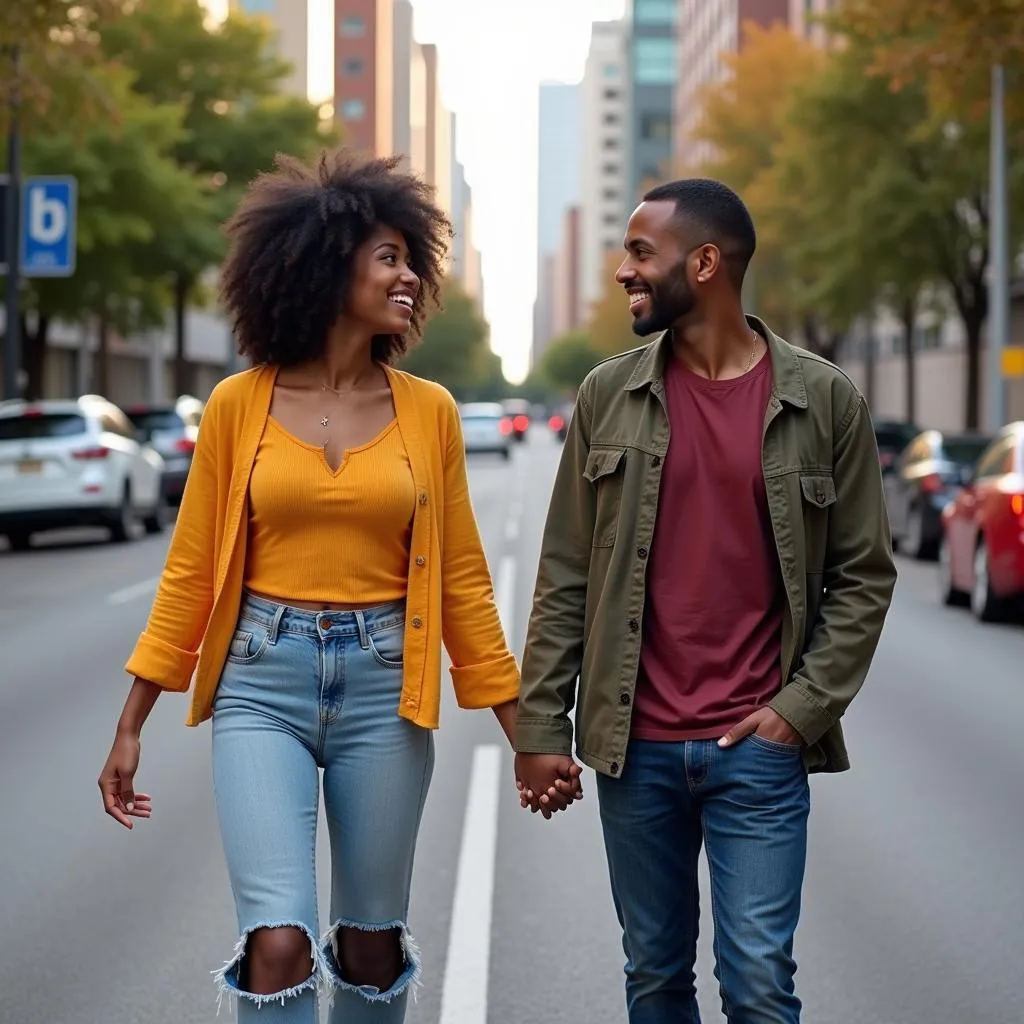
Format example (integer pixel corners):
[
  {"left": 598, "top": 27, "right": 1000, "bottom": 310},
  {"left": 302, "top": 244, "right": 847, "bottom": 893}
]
[
  {"left": 637, "top": 546, "right": 648, "bottom": 559},
  {"left": 619, "top": 692, "right": 631, "bottom": 706},
  {"left": 610, "top": 762, "right": 620, "bottom": 775},
  {"left": 415, "top": 555, "right": 426, "bottom": 566},
  {"left": 419, "top": 493, "right": 428, "bottom": 506},
  {"left": 651, "top": 455, "right": 661, "bottom": 467},
  {"left": 628, "top": 618, "right": 639, "bottom": 632},
  {"left": 816, "top": 491, "right": 825, "bottom": 504},
  {"left": 411, "top": 617, "right": 423, "bottom": 628}
]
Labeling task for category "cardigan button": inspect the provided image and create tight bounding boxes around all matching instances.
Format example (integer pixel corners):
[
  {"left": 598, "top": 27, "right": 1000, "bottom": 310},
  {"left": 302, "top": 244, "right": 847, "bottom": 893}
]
[
  {"left": 415, "top": 555, "right": 426, "bottom": 566},
  {"left": 419, "top": 493, "right": 428, "bottom": 506},
  {"left": 412, "top": 617, "right": 423, "bottom": 628}
]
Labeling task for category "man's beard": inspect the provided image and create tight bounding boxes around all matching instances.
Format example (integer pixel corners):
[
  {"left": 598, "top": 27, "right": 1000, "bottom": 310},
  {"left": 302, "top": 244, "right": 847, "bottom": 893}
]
[{"left": 631, "top": 265, "right": 695, "bottom": 336}]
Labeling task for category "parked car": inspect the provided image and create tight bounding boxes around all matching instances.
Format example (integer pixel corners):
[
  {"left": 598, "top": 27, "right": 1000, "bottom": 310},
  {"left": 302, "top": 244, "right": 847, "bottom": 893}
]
[
  {"left": 884, "top": 429, "right": 992, "bottom": 559},
  {"left": 125, "top": 395, "right": 204, "bottom": 505},
  {"left": 548, "top": 404, "right": 572, "bottom": 443},
  {"left": 874, "top": 419, "right": 920, "bottom": 476},
  {"left": 938, "top": 421, "right": 1024, "bottom": 621},
  {"left": 459, "top": 402, "right": 512, "bottom": 460},
  {"left": 500, "top": 399, "right": 531, "bottom": 442},
  {"left": 0, "top": 395, "right": 166, "bottom": 550}
]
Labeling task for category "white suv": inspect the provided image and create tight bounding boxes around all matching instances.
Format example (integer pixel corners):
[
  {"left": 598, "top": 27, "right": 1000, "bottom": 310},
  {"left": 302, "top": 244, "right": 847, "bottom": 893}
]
[{"left": 0, "top": 395, "right": 167, "bottom": 550}]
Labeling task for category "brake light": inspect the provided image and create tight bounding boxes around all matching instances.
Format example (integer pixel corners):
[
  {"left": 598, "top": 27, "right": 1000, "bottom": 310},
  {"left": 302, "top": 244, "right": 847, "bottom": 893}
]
[
  {"left": 72, "top": 446, "right": 110, "bottom": 460},
  {"left": 549, "top": 414, "right": 565, "bottom": 431},
  {"left": 175, "top": 437, "right": 197, "bottom": 454},
  {"left": 1012, "top": 494, "right": 1023, "bottom": 517},
  {"left": 920, "top": 473, "right": 944, "bottom": 494},
  {"left": 513, "top": 414, "right": 529, "bottom": 431},
  {"left": 498, "top": 417, "right": 514, "bottom": 436},
  {"left": 22, "top": 407, "right": 42, "bottom": 418}
]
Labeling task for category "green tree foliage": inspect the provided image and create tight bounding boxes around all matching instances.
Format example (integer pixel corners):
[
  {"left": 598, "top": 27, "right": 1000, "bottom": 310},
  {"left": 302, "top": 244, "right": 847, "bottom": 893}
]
[{"left": 537, "top": 331, "right": 603, "bottom": 394}]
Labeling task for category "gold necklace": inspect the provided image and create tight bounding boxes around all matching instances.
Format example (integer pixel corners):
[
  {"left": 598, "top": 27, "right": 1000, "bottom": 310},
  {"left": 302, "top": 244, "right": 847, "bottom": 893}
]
[{"left": 744, "top": 330, "right": 759, "bottom": 373}]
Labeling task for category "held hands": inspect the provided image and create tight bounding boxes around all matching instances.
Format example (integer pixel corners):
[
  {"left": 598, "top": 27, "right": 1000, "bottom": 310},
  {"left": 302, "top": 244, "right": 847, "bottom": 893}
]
[
  {"left": 98, "top": 730, "right": 153, "bottom": 829},
  {"left": 514, "top": 753, "right": 584, "bottom": 820},
  {"left": 717, "top": 707, "right": 803, "bottom": 748}
]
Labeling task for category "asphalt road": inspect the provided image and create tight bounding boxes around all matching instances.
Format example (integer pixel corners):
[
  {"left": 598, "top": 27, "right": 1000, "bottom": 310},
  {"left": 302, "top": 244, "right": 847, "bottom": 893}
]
[{"left": 1, "top": 429, "right": 1022, "bottom": 1024}]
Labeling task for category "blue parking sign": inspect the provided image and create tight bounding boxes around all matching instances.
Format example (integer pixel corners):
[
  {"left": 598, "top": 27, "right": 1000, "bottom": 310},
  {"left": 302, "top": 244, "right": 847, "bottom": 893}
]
[{"left": 20, "top": 176, "right": 77, "bottom": 277}]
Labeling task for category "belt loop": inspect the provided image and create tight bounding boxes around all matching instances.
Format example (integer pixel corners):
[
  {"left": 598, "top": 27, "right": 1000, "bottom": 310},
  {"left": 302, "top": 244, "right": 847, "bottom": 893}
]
[
  {"left": 268, "top": 602, "right": 285, "bottom": 645},
  {"left": 354, "top": 609, "right": 369, "bottom": 650}
]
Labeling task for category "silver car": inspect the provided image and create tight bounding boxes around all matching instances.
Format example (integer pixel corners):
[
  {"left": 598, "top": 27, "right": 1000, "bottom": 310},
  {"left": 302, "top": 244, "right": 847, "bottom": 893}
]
[{"left": 459, "top": 402, "right": 512, "bottom": 461}]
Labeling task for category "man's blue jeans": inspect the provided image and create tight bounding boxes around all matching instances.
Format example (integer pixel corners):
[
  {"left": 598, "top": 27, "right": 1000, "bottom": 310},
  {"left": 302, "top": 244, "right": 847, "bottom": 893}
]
[{"left": 596, "top": 737, "right": 810, "bottom": 1024}]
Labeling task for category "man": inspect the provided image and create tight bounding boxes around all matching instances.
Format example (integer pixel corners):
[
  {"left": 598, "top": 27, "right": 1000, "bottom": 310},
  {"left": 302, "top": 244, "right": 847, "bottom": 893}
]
[{"left": 514, "top": 179, "right": 897, "bottom": 1022}]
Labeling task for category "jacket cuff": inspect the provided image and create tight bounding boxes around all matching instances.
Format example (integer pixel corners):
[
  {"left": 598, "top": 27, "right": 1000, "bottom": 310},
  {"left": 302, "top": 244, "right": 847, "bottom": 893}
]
[
  {"left": 124, "top": 633, "right": 197, "bottom": 693},
  {"left": 450, "top": 653, "right": 521, "bottom": 709},
  {"left": 768, "top": 681, "right": 836, "bottom": 746},
  {"left": 513, "top": 716, "right": 574, "bottom": 755}
]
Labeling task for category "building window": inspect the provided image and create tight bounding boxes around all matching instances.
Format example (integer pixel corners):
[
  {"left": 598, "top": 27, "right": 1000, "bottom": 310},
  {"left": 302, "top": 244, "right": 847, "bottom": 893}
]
[
  {"left": 340, "top": 57, "right": 363, "bottom": 76},
  {"left": 633, "top": 37, "right": 677, "bottom": 85},
  {"left": 602, "top": 163, "right": 619, "bottom": 176},
  {"left": 640, "top": 112, "right": 672, "bottom": 141},
  {"left": 603, "top": 187, "right": 618, "bottom": 201},
  {"left": 634, "top": 0, "right": 677, "bottom": 24},
  {"left": 603, "top": 88, "right": 620, "bottom": 101},
  {"left": 603, "top": 213, "right": 619, "bottom": 227},
  {"left": 340, "top": 98, "right": 366, "bottom": 120},
  {"left": 603, "top": 112, "right": 619, "bottom": 125},
  {"left": 602, "top": 137, "right": 620, "bottom": 150},
  {"left": 602, "top": 62, "right": 619, "bottom": 77},
  {"left": 339, "top": 15, "right": 365, "bottom": 36}
]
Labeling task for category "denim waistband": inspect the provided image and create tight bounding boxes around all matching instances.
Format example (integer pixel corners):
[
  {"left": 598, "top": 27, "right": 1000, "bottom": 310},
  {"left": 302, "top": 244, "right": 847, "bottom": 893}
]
[{"left": 237, "top": 591, "right": 406, "bottom": 638}]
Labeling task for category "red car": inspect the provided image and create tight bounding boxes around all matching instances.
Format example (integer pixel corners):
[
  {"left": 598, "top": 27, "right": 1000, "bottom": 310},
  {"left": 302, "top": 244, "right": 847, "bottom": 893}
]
[{"left": 938, "top": 421, "right": 1024, "bottom": 621}]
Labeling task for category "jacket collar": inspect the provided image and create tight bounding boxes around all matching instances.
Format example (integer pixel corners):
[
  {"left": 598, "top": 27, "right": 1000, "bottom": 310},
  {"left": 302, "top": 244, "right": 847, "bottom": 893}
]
[{"left": 624, "top": 315, "right": 809, "bottom": 409}]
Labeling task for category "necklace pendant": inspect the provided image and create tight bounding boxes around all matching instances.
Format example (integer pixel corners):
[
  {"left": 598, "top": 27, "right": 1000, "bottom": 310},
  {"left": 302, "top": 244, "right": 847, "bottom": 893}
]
[{"left": 320, "top": 416, "right": 329, "bottom": 428}]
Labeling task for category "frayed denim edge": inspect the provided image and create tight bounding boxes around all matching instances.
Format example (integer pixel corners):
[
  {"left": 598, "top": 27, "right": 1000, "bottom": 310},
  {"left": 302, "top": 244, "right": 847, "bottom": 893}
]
[
  {"left": 212, "top": 920, "right": 327, "bottom": 1016},
  {"left": 321, "top": 917, "right": 423, "bottom": 1005}
]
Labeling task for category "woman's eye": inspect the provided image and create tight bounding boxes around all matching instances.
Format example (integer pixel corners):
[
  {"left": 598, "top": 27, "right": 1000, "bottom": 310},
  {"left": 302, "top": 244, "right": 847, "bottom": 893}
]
[{"left": 383, "top": 254, "right": 397, "bottom": 264}]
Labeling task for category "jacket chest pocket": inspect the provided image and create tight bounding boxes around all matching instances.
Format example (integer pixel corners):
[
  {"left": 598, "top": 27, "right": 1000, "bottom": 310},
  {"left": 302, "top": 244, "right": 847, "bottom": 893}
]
[
  {"left": 800, "top": 473, "right": 837, "bottom": 573},
  {"left": 584, "top": 447, "right": 626, "bottom": 548}
]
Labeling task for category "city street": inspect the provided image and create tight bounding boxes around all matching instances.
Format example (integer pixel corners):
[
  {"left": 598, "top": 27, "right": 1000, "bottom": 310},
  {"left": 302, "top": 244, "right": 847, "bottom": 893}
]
[{"left": 1, "top": 427, "right": 1022, "bottom": 1024}]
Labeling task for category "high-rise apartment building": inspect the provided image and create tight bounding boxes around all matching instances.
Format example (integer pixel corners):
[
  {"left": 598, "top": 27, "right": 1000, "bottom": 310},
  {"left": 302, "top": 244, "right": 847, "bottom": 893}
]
[
  {"left": 674, "top": 0, "right": 790, "bottom": 171},
  {"left": 333, "top": 0, "right": 395, "bottom": 154},
  {"left": 579, "top": 20, "right": 628, "bottom": 315},
  {"left": 628, "top": 0, "right": 677, "bottom": 203},
  {"left": 230, "top": 0, "right": 308, "bottom": 97},
  {"left": 551, "top": 206, "right": 583, "bottom": 339},
  {"left": 533, "top": 82, "right": 582, "bottom": 367},
  {"left": 392, "top": 0, "right": 414, "bottom": 165}
]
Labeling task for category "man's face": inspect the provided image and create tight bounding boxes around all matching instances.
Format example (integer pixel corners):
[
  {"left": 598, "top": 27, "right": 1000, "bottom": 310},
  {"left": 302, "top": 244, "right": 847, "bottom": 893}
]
[{"left": 615, "top": 201, "right": 698, "bottom": 337}]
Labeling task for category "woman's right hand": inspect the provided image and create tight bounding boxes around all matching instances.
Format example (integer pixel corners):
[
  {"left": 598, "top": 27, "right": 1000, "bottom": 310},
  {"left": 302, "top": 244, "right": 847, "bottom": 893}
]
[{"left": 98, "top": 730, "right": 153, "bottom": 829}]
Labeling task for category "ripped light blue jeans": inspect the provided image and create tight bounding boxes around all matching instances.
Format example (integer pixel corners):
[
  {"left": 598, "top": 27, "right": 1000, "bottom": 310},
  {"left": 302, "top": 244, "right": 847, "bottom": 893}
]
[{"left": 211, "top": 593, "right": 434, "bottom": 1023}]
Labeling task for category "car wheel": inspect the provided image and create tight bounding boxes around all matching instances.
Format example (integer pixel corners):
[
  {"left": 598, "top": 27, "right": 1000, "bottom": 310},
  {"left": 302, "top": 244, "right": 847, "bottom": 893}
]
[
  {"left": 937, "top": 534, "right": 969, "bottom": 607},
  {"left": 6, "top": 530, "right": 31, "bottom": 552},
  {"left": 109, "top": 485, "right": 138, "bottom": 543},
  {"left": 904, "top": 505, "right": 930, "bottom": 560},
  {"left": 501, "top": 448, "right": 511, "bottom": 461},
  {"left": 142, "top": 490, "right": 168, "bottom": 535},
  {"left": 970, "top": 539, "right": 1003, "bottom": 622}
]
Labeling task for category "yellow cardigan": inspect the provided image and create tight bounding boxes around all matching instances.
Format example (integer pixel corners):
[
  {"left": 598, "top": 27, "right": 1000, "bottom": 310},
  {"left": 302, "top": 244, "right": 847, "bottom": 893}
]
[{"left": 125, "top": 364, "right": 521, "bottom": 728}]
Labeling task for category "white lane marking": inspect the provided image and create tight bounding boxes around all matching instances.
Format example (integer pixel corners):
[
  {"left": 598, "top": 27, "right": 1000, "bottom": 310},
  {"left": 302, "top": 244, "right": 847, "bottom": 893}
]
[
  {"left": 107, "top": 577, "right": 159, "bottom": 605},
  {"left": 495, "top": 555, "right": 516, "bottom": 643},
  {"left": 504, "top": 516, "right": 519, "bottom": 542},
  {"left": 439, "top": 743, "right": 502, "bottom": 1024}
]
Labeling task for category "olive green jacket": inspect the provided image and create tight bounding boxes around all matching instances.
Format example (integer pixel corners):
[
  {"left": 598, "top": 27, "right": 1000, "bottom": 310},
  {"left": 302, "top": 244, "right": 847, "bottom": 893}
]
[{"left": 515, "top": 318, "right": 897, "bottom": 778}]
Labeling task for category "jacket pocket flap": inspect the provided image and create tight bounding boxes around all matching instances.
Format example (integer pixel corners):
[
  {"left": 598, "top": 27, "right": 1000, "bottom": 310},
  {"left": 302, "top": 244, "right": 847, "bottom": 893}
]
[
  {"left": 800, "top": 474, "right": 837, "bottom": 508},
  {"left": 583, "top": 447, "right": 625, "bottom": 482}
]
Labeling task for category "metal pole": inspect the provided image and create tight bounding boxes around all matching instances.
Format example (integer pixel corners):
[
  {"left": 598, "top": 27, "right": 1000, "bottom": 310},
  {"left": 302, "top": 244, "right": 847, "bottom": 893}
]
[
  {"left": 3, "top": 44, "right": 22, "bottom": 401},
  {"left": 987, "top": 63, "right": 1008, "bottom": 433}
]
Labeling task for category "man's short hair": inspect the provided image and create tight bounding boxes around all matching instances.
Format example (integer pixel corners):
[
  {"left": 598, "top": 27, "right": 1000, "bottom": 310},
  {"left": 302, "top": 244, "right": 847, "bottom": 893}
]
[{"left": 643, "top": 178, "right": 756, "bottom": 288}]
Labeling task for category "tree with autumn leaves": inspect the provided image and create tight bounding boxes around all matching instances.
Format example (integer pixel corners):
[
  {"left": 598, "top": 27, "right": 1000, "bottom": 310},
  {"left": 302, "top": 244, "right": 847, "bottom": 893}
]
[{"left": 684, "top": 4, "right": 1024, "bottom": 429}]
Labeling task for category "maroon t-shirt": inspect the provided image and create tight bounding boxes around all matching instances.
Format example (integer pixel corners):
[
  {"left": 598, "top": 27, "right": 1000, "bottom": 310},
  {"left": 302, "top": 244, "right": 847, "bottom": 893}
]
[{"left": 631, "top": 348, "right": 784, "bottom": 741}]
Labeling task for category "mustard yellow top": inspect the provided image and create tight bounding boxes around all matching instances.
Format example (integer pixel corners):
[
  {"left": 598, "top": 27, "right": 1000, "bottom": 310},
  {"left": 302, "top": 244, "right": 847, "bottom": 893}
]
[
  {"left": 244, "top": 416, "right": 415, "bottom": 603},
  {"left": 124, "top": 364, "right": 520, "bottom": 729}
]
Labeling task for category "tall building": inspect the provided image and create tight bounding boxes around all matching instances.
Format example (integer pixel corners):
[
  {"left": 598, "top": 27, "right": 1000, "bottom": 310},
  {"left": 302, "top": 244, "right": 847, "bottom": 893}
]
[
  {"left": 627, "top": 0, "right": 678, "bottom": 204},
  {"left": 551, "top": 206, "right": 583, "bottom": 339},
  {"left": 392, "top": 0, "right": 414, "bottom": 166},
  {"left": 230, "top": 0, "right": 308, "bottom": 97},
  {"left": 333, "top": 0, "right": 395, "bottom": 155},
  {"left": 533, "top": 83, "right": 582, "bottom": 367},
  {"left": 579, "top": 20, "right": 628, "bottom": 316},
  {"left": 789, "top": 0, "right": 836, "bottom": 44},
  {"left": 450, "top": 148, "right": 483, "bottom": 305},
  {"left": 421, "top": 44, "right": 453, "bottom": 218},
  {"left": 674, "top": 0, "right": 790, "bottom": 171}
]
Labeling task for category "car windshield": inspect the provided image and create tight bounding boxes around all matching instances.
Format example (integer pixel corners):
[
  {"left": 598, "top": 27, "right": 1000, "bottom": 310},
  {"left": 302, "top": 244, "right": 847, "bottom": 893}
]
[
  {"left": 941, "top": 438, "right": 991, "bottom": 466},
  {"left": 126, "top": 410, "right": 185, "bottom": 438},
  {"left": 461, "top": 415, "right": 501, "bottom": 425},
  {"left": 0, "top": 413, "right": 87, "bottom": 440}
]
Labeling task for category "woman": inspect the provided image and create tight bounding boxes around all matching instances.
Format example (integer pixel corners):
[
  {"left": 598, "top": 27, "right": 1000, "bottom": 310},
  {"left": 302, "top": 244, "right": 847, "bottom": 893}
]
[{"left": 96, "top": 148, "right": 551, "bottom": 1022}]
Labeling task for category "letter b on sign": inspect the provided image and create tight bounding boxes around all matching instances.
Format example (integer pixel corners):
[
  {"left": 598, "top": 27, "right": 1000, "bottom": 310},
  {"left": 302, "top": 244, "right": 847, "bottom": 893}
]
[{"left": 20, "top": 176, "right": 77, "bottom": 278}]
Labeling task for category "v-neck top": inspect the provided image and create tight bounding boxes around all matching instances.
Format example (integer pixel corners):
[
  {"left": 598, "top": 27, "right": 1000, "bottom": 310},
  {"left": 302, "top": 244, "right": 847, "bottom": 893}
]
[{"left": 243, "top": 413, "right": 416, "bottom": 603}]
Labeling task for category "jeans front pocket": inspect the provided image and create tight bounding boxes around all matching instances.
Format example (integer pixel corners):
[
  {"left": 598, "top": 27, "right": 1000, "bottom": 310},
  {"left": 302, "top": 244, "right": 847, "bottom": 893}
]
[
  {"left": 367, "top": 621, "right": 405, "bottom": 669},
  {"left": 225, "top": 621, "right": 270, "bottom": 665},
  {"left": 747, "top": 733, "right": 805, "bottom": 756}
]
